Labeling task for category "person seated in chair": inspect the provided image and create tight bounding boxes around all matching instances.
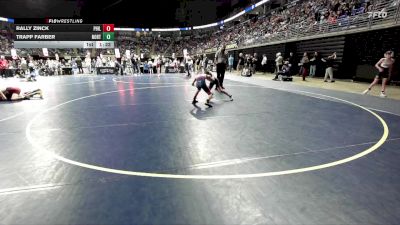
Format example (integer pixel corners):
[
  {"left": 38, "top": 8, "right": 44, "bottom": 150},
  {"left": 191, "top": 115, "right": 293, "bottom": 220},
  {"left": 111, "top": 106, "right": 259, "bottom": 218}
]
[
  {"left": 275, "top": 61, "right": 292, "bottom": 81},
  {"left": 278, "top": 61, "right": 290, "bottom": 76},
  {"left": 241, "top": 55, "right": 253, "bottom": 77}
]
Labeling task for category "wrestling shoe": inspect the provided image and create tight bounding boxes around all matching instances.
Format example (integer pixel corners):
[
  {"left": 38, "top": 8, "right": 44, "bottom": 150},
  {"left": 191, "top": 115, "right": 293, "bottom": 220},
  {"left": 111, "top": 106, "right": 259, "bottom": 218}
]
[
  {"left": 362, "top": 89, "right": 370, "bottom": 95},
  {"left": 39, "top": 92, "right": 44, "bottom": 99},
  {"left": 380, "top": 91, "right": 387, "bottom": 98},
  {"left": 229, "top": 95, "right": 233, "bottom": 101}
]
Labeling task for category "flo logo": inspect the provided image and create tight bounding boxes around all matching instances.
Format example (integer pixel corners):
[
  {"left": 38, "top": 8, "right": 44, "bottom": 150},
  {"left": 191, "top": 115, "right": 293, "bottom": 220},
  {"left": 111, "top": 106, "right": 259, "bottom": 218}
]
[{"left": 367, "top": 11, "right": 388, "bottom": 18}]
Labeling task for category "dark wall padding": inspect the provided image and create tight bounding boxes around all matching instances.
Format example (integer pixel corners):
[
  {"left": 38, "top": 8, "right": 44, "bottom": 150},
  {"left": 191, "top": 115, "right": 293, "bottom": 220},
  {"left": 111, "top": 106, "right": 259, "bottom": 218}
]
[{"left": 201, "top": 26, "right": 400, "bottom": 80}]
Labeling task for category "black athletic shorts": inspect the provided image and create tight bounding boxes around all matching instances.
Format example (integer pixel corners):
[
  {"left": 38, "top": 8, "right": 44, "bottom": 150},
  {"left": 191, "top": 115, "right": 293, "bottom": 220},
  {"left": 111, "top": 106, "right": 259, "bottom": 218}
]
[
  {"left": 377, "top": 68, "right": 389, "bottom": 79},
  {"left": 209, "top": 79, "right": 220, "bottom": 90},
  {"left": 196, "top": 80, "right": 211, "bottom": 95},
  {"left": 4, "top": 93, "right": 13, "bottom": 101}
]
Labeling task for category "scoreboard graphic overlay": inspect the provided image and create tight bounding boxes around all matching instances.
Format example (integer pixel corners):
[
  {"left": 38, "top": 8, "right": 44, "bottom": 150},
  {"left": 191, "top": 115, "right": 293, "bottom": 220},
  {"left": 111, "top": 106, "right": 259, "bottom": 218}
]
[{"left": 13, "top": 19, "right": 114, "bottom": 49}]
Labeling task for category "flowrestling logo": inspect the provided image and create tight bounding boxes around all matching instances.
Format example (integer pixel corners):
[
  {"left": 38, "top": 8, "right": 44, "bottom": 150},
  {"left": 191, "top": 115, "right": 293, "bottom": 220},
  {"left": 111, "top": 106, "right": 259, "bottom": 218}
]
[
  {"left": 367, "top": 11, "right": 388, "bottom": 19},
  {"left": 47, "top": 18, "right": 84, "bottom": 24}
]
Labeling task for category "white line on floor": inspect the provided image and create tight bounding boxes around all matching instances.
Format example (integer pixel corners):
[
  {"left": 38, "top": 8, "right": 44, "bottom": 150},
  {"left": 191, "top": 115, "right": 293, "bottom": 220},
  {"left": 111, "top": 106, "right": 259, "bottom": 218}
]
[
  {"left": 186, "top": 137, "right": 400, "bottom": 170},
  {"left": 367, "top": 108, "right": 400, "bottom": 117},
  {"left": 0, "top": 112, "right": 25, "bottom": 123},
  {"left": 0, "top": 184, "right": 64, "bottom": 196}
]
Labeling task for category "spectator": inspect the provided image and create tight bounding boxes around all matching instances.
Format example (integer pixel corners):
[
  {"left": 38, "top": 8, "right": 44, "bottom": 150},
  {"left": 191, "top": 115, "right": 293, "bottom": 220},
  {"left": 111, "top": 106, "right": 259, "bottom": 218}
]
[
  {"left": 148, "top": 60, "right": 153, "bottom": 74},
  {"left": 76, "top": 57, "right": 83, "bottom": 74},
  {"left": 228, "top": 54, "right": 234, "bottom": 72},
  {"left": 252, "top": 53, "right": 258, "bottom": 74},
  {"left": 300, "top": 52, "right": 310, "bottom": 81},
  {"left": 0, "top": 55, "right": 8, "bottom": 78},
  {"left": 322, "top": 52, "right": 337, "bottom": 82},
  {"left": 309, "top": 52, "right": 318, "bottom": 77},
  {"left": 143, "top": 61, "right": 149, "bottom": 74},
  {"left": 187, "top": 56, "right": 194, "bottom": 76},
  {"left": 273, "top": 52, "right": 284, "bottom": 80},
  {"left": 261, "top": 54, "right": 268, "bottom": 74},
  {"left": 287, "top": 52, "right": 298, "bottom": 76},
  {"left": 115, "top": 58, "right": 123, "bottom": 75},
  {"left": 237, "top": 53, "right": 245, "bottom": 73},
  {"left": 85, "top": 55, "right": 92, "bottom": 74}
]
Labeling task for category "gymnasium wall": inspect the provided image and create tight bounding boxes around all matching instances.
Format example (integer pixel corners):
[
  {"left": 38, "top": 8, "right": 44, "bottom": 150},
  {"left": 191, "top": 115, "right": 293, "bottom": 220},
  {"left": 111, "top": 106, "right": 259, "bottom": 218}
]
[
  {"left": 222, "top": 26, "right": 400, "bottom": 81},
  {"left": 343, "top": 26, "right": 400, "bottom": 81}
]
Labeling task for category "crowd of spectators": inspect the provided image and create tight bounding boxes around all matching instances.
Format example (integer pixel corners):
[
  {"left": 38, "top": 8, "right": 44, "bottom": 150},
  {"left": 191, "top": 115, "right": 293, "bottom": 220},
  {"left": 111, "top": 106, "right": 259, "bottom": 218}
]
[
  {"left": 1, "top": 0, "right": 398, "bottom": 59},
  {"left": 175, "top": 0, "right": 396, "bottom": 53},
  {"left": 115, "top": 33, "right": 173, "bottom": 57},
  {"left": 154, "top": 36, "right": 173, "bottom": 55},
  {"left": 0, "top": 22, "right": 14, "bottom": 55}
]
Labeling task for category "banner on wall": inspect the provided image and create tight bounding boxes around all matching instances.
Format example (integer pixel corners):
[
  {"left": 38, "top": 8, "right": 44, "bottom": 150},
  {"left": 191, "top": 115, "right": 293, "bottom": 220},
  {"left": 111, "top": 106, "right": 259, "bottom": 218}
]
[
  {"left": 205, "top": 48, "right": 217, "bottom": 53},
  {"left": 226, "top": 43, "right": 238, "bottom": 50}
]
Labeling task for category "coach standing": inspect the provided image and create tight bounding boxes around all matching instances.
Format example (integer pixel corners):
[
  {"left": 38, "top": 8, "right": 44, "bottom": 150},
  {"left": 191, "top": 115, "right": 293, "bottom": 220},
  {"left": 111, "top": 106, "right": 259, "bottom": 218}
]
[{"left": 215, "top": 45, "right": 227, "bottom": 89}]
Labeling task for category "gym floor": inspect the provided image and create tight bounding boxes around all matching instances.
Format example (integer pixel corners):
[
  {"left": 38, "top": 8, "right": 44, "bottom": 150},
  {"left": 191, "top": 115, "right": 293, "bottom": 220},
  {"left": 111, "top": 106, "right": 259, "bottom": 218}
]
[{"left": 0, "top": 73, "right": 399, "bottom": 225}]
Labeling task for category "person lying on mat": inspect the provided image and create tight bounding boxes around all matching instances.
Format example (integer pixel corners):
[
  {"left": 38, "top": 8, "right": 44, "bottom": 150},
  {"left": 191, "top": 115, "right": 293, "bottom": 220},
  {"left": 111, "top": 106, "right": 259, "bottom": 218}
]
[{"left": 0, "top": 87, "right": 43, "bottom": 101}]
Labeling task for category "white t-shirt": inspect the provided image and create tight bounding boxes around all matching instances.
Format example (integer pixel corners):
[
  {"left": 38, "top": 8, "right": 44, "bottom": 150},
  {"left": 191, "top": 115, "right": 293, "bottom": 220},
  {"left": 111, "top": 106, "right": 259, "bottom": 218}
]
[
  {"left": 261, "top": 56, "right": 267, "bottom": 65},
  {"left": 275, "top": 56, "right": 283, "bottom": 66}
]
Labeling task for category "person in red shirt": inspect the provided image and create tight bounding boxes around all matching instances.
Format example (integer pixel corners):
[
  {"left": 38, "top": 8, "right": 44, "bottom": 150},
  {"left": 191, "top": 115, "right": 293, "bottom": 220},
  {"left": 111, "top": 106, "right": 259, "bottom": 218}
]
[
  {"left": 0, "top": 56, "right": 8, "bottom": 78},
  {"left": 0, "top": 87, "right": 43, "bottom": 101}
]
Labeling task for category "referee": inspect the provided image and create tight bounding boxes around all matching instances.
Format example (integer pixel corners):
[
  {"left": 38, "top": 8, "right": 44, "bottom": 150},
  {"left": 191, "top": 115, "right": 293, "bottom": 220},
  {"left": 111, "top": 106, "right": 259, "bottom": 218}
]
[{"left": 214, "top": 44, "right": 227, "bottom": 89}]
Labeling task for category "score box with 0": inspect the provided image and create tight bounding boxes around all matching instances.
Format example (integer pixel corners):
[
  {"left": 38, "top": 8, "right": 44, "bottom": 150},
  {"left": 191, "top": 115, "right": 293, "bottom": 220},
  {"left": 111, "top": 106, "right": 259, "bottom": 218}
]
[
  {"left": 103, "top": 24, "right": 114, "bottom": 32},
  {"left": 102, "top": 32, "right": 115, "bottom": 41},
  {"left": 84, "top": 41, "right": 114, "bottom": 49}
]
